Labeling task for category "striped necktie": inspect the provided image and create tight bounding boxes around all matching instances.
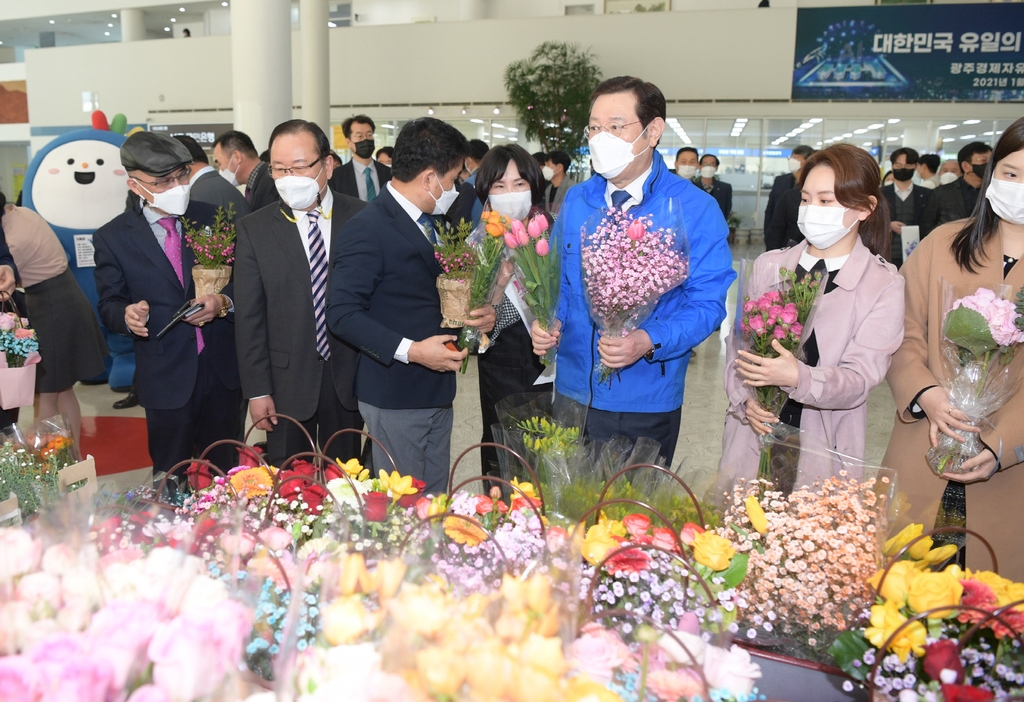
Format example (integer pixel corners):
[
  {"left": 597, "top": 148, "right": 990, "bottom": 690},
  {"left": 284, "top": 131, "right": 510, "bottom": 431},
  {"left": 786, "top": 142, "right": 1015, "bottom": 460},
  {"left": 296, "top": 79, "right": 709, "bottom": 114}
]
[{"left": 307, "top": 211, "right": 331, "bottom": 360}]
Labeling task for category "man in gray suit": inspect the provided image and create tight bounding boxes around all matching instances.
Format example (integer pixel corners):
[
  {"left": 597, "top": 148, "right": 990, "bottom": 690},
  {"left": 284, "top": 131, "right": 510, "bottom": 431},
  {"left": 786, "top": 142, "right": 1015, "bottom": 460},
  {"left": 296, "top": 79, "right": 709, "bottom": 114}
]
[
  {"left": 234, "top": 120, "right": 365, "bottom": 464},
  {"left": 174, "top": 135, "right": 251, "bottom": 219}
]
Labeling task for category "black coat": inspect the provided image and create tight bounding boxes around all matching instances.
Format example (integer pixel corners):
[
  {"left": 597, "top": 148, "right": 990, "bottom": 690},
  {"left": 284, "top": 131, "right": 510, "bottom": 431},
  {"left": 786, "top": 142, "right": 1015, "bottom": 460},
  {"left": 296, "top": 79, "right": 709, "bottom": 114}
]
[
  {"left": 328, "top": 160, "right": 392, "bottom": 202},
  {"left": 764, "top": 172, "right": 796, "bottom": 233},
  {"left": 93, "top": 201, "right": 240, "bottom": 410},
  {"left": 695, "top": 178, "right": 732, "bottom": 221},
  {"left": 919, "top": 179, "right": 972, "bottom": 237},
  {"left": 190, "top": 169, "right": 251, "bottom": 218},
  {"left": 247, "top": 162, "right": 280, "bottom": 213},
  {"left": 326, "top": 186, "right": 455, "bottom": 410},
  {"left": 765, "top": 187, "right": 804, "bottom": 251},
  {"left": 233, "top": 190, "right": 366, "bottom": 418}
]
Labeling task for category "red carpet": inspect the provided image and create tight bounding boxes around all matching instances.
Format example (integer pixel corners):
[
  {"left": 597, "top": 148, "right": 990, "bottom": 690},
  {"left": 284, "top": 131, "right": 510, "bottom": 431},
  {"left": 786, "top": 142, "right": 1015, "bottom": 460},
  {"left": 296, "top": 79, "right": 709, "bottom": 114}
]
[{"left": 79, "top": 416, "right": 152, "bottom": 476}]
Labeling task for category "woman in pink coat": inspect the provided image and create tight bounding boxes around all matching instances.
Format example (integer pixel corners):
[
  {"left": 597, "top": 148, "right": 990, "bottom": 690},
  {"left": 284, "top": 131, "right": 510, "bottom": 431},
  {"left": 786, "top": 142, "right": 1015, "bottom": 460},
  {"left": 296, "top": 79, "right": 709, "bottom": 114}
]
[{"left": 716, "top": 144, "right": 905, "bottom": 502}]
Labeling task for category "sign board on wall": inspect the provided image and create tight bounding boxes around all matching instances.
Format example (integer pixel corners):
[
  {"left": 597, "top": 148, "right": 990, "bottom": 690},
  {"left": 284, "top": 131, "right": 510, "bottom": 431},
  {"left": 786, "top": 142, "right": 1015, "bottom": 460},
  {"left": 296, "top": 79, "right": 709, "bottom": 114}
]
[
  {"left": 149, "top": 123, "right": 233, "bottom": 148},
  {"left": 792, "top": 5, "right": 1024, "bottom": 101}
]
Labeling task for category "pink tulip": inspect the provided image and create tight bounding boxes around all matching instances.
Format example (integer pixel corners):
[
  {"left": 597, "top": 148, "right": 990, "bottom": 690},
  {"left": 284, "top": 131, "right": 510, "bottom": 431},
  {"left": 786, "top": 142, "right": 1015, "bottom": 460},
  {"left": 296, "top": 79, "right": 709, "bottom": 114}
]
[
  {"left": 535, "top": 237, "right": 550, "bottom": 257},
  {"left": 503, "top": 231, "right": 519, "bottom": 249},
  {"left": 627, "top": 220, "right": 646, "bottom": 241},
  {"left": 511, "top": 219, "right": 529, "bottom": 247},
  {"left": 527, "top": 215, "right": 546, "bottom": 239}
]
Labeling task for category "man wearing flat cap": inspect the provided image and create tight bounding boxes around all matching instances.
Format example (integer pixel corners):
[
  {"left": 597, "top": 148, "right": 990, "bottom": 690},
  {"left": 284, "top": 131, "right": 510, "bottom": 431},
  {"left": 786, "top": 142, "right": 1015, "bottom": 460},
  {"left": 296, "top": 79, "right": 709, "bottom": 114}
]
[{"left": 93, "top": 131, "right": 241, "bottom": 498}]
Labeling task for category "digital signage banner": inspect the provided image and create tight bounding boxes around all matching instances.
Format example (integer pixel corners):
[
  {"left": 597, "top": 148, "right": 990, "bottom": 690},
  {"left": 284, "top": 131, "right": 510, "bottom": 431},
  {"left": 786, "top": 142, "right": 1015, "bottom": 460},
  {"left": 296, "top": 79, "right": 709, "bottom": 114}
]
[{"left": 792, "top": 5, "right": 1024, "bottom": 101}]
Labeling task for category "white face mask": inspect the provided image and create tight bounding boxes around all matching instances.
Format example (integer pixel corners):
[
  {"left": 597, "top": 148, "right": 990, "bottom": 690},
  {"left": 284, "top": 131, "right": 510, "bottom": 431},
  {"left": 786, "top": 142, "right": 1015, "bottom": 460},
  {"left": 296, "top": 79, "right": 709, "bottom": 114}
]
[
  {"left": 429, "top": 172, "right": 460, "bottom": 215},
  {"left": 589, "top": 126, "right": 649, "bottom": 180},
  {"left": 541, "top": 166, "right": 555, "bottom": 181},
  {"left": 275, "top": 164, "right": 325, "bottom": 210},
  {"left": 939, "top": 172, "right": 959, "bottom": 186},
  {"left": 138, "top": 182, "right": 191, "bottom": 216},
  {"left": 797, "top": 205, "right": 856, "bottom": 250},
  {"left": 676, "top": 165, "right": 697, "bottom": 179},
  {"left": 986, "top": 177, "right": 1024, "bottom": 225},
  {"left": 489, "top": 190, "right": 533, "bottom": 222},
  {"left": 219, "top": 161, "right": 239, "bottom": 187},
  {"left": 788, "top": 158, "right": 802, "bottom": 173},
  {"left": 700, "top": 165, "right": 717, "bottom": 179}
]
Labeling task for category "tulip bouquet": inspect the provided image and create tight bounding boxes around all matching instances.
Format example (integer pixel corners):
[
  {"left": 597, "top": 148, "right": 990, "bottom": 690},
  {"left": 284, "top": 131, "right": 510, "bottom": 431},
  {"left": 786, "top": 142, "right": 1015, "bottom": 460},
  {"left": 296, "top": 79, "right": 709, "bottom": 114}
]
[
  {"left": 569, "top": 621, "right": 764, "bottom": 702},
  {"left": 716, "top": 470, "right": 895, "bottom": 663},
  {"left": 581, "top": 203, "right": 690, "bottom": 385},
  {"left": 829, "top": 524, "right": 1024, "bottom": 701},
  {"left": 183, "top": 203, "right": 236, "bottom": 297},
  {"left": 507, "top": 212, "right": 561, "bottom": 366},
  {"left": 927, "top": 283, "right": 1024, "bottom": 475},
  {"left": 735, "top": 262, "right": 824, "bottom": 485}
]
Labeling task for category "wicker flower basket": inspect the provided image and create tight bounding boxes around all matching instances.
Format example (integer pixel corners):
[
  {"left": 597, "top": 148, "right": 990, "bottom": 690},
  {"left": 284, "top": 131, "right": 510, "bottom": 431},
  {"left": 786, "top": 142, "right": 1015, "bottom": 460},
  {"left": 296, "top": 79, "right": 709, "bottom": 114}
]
[
  {"left": 192, "top": 265, "right": 232, "bottom": 297},
  {"left": 437, "top": 276, "right": 471, "bottom": 329}
]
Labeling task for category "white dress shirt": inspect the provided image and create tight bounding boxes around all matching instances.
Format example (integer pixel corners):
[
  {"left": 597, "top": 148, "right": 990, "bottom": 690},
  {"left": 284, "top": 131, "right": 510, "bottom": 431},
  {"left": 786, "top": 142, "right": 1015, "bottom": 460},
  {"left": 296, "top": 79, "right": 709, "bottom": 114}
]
[
  {"left": 799, "top": 250, "right": 849, "bottom": 272},
  {"left": 294, "top": 188, "right": 334, "bottom": 262},
  {"left": 386, "top": 181, "right": 433, "bottom": 364},
  {"left": 353, "top": 158, "right": 380, "bottom": 202},
  {"left": 189, "top": 165, "right": 215, "bottom": 183},
  {"left": 603, "top": 164, "right": 653, "bottom": 212},
  {"left": 894, "top": 181, "right": 914, "bottom": 201}
]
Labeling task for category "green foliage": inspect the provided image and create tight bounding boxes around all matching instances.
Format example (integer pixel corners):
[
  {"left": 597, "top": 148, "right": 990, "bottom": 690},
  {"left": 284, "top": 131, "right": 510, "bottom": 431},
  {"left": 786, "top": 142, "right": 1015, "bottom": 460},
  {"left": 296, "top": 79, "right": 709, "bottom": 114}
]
[
  {"left": 943, "top": 305, "right": 998, "bottom": 359},
  {"left": 828, "top": 630, "right": 872, "bottom": 682},
  {"left": 518, "top": 417, "right": 580, "bottom": 456},
  {"left": 504, "top": 42, "right": 602, "bottom": 155},
  {"left": 1015, "top": 287, "right": 1024, "bottom": 331}
]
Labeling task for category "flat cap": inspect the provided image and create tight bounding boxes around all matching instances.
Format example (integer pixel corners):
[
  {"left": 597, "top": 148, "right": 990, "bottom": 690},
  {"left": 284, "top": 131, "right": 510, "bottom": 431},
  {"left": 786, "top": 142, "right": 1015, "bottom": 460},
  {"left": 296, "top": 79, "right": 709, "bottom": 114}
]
[{"left": 120, "top": 131, "right": 193, "bottom": 176}]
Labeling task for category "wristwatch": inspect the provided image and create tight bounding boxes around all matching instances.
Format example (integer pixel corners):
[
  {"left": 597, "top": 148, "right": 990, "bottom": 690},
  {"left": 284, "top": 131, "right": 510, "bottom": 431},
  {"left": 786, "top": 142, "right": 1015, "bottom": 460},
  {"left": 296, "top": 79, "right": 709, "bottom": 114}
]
[
  {"left": 644, "top": 342, "right": 661, "bottom": 362},
  {"left": 217, "top": 294, "right": 231, "bottom": 318}
]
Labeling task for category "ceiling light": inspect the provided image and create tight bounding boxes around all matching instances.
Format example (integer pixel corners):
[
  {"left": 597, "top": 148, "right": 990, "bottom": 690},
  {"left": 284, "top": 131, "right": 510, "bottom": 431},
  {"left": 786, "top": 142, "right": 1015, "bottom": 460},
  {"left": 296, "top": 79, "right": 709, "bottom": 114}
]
[
  {"left": 108, "top": 23, "right": 113, "bottom": 27},
  {"left": 816, "top": 142, "right": 822, "bottom": 146},
  {"left": 809, "top": 118, "right": 822, "bottom": 124},
  {"left": 508, "top": 137, "right": 518, "bottom": 142},
  {"left": 0, "top": 41, "right": 3, "bottom": 45},
  {"left": 493, "top": 107, "right": 500, "bottom": 115},
  {"left": 170, "top": 18, "right": 176, "bottom": 22},
  {"left": 939, "top": 124, "right": 957, "bottom": 130},
  {"left": 942, "top": 138, "right": 955, "bottom": 143},
  {"left": 481, "top": 131, "right": 488, "bottom": 136},
  {"left": 963, "top": 119, "right": 980, "bottom": 125},
  {"left": 164, "top": 26, "right": 171, "bottom": 31},
  {"left": 112, "top": 13, "right": 118, "bottom": 17},
  {"left": 793, "top": 128, "right": 805, "bottom": 133},
  {"left": 799, "top": 123, "right": 814, "bottom": 129},
  {"left": 327, "top": 21, "right": 336, "bottom": 27},
  {"left": 492, "top": 123, "right": 505, "bottom": 129},
  {"left": 470, "top": 118, "right": 483, "bottom": 124},
  {"left": 863, "top": 142, "right": 872, "bottom": 147},
  {"left": 853, "top": 128, "right": 867, "bottom": 134},
  {"left": 983, "top": 131, "right": 994, "bottom": 136},
  {"left": 842, "top": 133, "right": 853, "bottom": 138},
  {"left": 888, "top": 118, "right": 900, "bottom": 124},
  {"left": 507, "top": 127, "right": 518, "bottom": 133},
  {"left": 867, "top": 123, "right": 884, "bottom": 130},
  {"left": 887, "top": 137, "right": 898, "bottom": 142},
  {"left": 493, "top": 134, "right": 504, "bottom": 139},
  {"left": 49, "top": 19, "right": 55, "bottom": 24},
  {"left": 736, "top": 118, "right": 748, "bottom": 123},
  {"left": 221, "top": 1, "right": 228, "bottom": 5},
  {"left": 179, "top": 7, "right": 186, "bottom": 11},
  {"left": 427, "top": 107, "right": 434, "bottom": 115},
  {"left": 666, "top": 118, "right": 680, "bottom": 125},
  {"left": 960, "top": 134, "right": 976, "bottom": 140},
  {"left": 104, "top": 31, "right": 110, "bottom": 35},
  {"left": 381, "top": 124, "right": 394, "bottom": 129},
  {"left": 460, "top": 107, "right": 466, "bottom": 115}
]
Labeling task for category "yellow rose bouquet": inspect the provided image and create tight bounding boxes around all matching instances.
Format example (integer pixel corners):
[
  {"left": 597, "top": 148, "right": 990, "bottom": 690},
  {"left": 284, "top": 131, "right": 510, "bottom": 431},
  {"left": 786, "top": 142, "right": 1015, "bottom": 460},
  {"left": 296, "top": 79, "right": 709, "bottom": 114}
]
[{"left": 829, "top": 523, "right": 1024, "bottom": 700}]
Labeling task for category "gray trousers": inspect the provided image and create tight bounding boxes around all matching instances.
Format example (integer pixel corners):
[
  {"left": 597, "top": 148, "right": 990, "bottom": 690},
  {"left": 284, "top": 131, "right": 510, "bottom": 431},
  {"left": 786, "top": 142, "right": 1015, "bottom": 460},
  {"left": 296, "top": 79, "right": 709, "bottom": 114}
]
[{"left": 358, "top": 401, "right": 453, "bottom": 495}]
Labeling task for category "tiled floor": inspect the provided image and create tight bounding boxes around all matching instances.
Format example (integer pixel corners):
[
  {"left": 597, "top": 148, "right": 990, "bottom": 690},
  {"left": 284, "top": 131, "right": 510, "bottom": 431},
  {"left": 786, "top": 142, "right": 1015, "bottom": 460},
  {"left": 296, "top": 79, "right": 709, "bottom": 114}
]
[{"left": 58, "top": 236, "right": 897, "bottom": 498}]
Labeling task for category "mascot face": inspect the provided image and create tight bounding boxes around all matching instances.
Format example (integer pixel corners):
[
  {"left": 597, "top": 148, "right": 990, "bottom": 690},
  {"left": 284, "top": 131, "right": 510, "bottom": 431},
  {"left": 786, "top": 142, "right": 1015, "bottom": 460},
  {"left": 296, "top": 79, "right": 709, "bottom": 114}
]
[{"left": 31, "top": 138, "right": 128, "bottom": 230}]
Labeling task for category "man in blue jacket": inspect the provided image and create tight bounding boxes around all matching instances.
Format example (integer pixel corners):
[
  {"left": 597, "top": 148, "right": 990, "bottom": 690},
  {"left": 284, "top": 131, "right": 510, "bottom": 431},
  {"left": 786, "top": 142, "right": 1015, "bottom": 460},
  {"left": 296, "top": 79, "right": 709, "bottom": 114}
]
[{"left": 532, "top": 76, "right": 735, "bottom": 464}]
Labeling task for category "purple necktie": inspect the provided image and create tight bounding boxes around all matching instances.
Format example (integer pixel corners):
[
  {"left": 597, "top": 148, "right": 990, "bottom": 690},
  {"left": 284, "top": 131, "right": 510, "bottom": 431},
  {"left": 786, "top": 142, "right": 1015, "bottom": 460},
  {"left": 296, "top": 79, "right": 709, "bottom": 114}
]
[
  {"left": 307, "top": 211, "right": 331, "bottom": 360},
  {"left": 157, "top": 217, "right": 204, "bottom": 354}
]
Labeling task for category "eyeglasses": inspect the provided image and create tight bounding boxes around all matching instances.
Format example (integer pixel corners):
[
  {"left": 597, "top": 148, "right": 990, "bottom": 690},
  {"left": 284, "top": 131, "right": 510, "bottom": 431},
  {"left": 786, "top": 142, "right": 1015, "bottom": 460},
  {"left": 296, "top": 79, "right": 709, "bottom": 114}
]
[
  {"left": 132, "top": 167, "right": 191, "bottom": 188},
  {"left": 584, "top": 121, "right": 641, "bottom": 139},
  {"left": 270, "top": 158, "right": 323, "bottom": 177}
]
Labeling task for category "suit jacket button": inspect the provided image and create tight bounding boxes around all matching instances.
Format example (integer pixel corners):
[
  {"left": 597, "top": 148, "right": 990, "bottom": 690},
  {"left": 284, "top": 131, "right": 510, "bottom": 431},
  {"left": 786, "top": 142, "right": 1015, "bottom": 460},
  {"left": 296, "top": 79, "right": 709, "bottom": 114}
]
[{"left": 190, "top": 335, "right": 196, "bottom": 341}]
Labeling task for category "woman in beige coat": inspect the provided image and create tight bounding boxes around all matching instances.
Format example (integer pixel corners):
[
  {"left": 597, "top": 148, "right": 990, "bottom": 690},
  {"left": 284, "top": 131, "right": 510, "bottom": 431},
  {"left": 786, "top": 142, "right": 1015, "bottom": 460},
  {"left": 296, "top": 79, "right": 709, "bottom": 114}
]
[{"left": 884, "top": 116, "right": 1024, "bottom": 580}]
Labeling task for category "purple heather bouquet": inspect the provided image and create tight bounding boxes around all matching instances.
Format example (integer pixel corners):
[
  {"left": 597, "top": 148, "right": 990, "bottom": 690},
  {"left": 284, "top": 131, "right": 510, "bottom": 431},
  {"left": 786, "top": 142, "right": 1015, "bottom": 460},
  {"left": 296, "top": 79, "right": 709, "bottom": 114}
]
[{"left": 581, "top": 198, "right": 690, "bottom": 384}]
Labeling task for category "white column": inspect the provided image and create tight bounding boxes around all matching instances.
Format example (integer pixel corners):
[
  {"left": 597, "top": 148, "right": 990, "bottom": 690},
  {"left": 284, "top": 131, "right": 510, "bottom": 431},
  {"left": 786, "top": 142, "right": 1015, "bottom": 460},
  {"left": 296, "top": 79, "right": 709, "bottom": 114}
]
[
  {"left": 299, "top": 0, "right": 330, "bottom": 139},
  {"left": 120, "top": 8, "right": 146, "bottom": 42},
  {"left": 459, "top": 0, "right": 486, "bottom": 21},
  {"left": 230, "top": 0, "right": 293, "bottom": 151}
]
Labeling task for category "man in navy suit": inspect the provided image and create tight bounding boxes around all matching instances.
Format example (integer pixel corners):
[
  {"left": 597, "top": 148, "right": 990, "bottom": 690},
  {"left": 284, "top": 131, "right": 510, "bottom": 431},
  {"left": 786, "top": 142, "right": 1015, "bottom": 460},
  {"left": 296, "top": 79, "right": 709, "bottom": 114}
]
[
  {"left": 327, "top": 118, "right": 495, "bottom": 494},
  {"left": 327, "top": 115, "right": 392, "bottom": 203},
  {"left": 94, "top": 132, "right": 240, "bottom": 496}
]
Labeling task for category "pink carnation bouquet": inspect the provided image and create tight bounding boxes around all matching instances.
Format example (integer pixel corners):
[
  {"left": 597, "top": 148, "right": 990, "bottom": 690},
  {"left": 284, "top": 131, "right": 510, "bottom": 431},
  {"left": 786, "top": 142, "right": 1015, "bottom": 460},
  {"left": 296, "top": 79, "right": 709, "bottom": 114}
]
[
  {"left": 580, "top": 200, "right": 690, "bottom": 385},
  {"left": 928, "top": 282, "right": 1024, "bottom": 475}
]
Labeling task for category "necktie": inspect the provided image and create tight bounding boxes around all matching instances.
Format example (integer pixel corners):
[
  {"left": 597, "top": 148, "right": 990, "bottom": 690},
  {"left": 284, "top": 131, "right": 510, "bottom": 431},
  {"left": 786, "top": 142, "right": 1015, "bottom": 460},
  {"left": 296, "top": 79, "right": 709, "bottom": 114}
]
[
  {"left": 364, "top": 166, "right": 377, "bottom": 202},
  {"left": 417, "top": 213, "right": 437, "bottom": 245},
  {"left": 157, "top": 217, "right": 203, "bottom": 354},
  {"left": 307, "top": 211, "right": 331, "bottom": 360},
  {"left": 610, "top": 189, "right": 631, "bottom": 210}
]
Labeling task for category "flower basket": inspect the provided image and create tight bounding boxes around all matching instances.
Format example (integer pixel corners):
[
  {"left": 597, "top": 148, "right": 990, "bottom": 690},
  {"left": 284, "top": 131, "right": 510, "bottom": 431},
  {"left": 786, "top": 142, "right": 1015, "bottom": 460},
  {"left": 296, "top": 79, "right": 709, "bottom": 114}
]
[
  {"left": 436, "top": 276, "right": 472, "bottom": 329},
  {"left": 192, "top": 265, "right": 232, "bottom": 297},
  {"left": 743, "top": 645, "right": 866, "bottom": 701},
  {"left": 0, "top": 364, "right": 36, "bottom": 409}
]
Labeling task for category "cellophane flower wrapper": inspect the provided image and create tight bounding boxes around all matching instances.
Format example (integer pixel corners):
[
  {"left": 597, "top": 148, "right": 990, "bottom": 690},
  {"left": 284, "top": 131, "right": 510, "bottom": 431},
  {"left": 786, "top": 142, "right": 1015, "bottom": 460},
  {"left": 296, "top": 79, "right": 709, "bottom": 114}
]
[
  {"left": 926, "top": 281, "right": 1024, "bottom": 476},
  {"left": 455, "top": 216, "right": 508, "bottom": 360},
  {"left": 581, "top": 198, "right": 690, "bottom": 385},
  {"left": 509, "top": 212, "right": 562, "bottom": 366},
  {"left": 715, "top": 435, "right": 896, "bottom": 664},
  {"left": 0, "top": 424, "right": 52, "bottom": 520},
  {"left": 734, "top": 258, "right": 826, "bottom": 485}
]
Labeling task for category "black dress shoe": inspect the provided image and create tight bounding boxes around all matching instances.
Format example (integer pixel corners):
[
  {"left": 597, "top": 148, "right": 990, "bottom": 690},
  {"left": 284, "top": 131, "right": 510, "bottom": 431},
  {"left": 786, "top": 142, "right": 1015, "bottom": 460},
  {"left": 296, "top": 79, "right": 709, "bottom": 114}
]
[{"left": 113, "top": 390, "right": 139, "bottom": 409}]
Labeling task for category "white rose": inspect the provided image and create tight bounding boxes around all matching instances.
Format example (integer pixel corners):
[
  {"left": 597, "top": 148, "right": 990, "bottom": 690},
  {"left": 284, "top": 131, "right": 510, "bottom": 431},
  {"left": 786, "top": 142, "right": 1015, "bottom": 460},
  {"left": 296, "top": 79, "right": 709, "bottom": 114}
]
[
  {"left": 899, "top": 690, "right": 920, "bottom": 702},
  {"left": 41, "top": 543, "right": 76, "bottom": 576},
  {"left": 703, "top": 644, "right": 761, "bottom": 698},
  {"left": 658, "top": 630, "right": 707, "bottom": 666},
  {"left": 177, "top": 575, "right": 228, "bottom": 614},
  {"left": 16, "top": 572, "right": 62, "bottom": 613},
  {"left": 0, "top": 528, "right": 40, "bottom": 582}
]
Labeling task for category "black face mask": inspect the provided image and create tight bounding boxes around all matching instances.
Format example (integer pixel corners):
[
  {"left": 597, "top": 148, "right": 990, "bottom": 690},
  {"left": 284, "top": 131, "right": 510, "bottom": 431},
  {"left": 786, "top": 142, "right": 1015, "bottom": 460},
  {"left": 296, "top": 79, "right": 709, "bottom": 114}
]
[
  {"left": 353, "top": 138, "right": 375, "bottom": 159},
  {"left": 971, "top": 163, "right": 988, "bottom": 180},
  {"left": 892, "top": 168, "right": 915, "bottom": 183}
]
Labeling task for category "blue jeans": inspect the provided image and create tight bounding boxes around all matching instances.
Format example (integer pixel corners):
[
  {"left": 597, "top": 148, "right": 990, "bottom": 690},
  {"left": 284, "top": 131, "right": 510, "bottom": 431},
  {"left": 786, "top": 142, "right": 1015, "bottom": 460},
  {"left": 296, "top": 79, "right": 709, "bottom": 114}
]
[{"left": 584, "top": 406, "right": 682, "bottom": 467}]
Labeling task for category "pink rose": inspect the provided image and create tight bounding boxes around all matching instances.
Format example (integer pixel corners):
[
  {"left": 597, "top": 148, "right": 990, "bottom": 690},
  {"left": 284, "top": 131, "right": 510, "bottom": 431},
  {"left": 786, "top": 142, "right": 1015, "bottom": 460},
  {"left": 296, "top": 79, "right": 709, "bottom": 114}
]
[
  {"left": 527, "top": 215, "right": 546, "bottom": 239},
  {"left": 791, "top": 322, "right": 803, "bottom": 337},
  {"left": 747, "top": 316, "right": 765, "bottom": 334},
  {"left": 511, "top": 219, "right": 529, "bottom": 247},
  {"left": 0, "top": 656, "right": 37, "bottom": 702},
  {"left": 30, "top": 634, "right": 114, "bottom": 702},
  {"left": 622, "top": 513, "right": 651, "bottom": 539},
  {"left": 772, "top": 326, "right": 786, "bottom": 340},
  {"left": 647, "top": 668, "right": 706, "bottom": 702},
  {"left": 259, "top": 526, "right": 292, "bottom": 552},
  {"left": 0, "top": 314, "right": 15, "bottom": 332},
  {"left": 503, "top": 231, "right": 519, "bottom": 249},
  {"left": 127, "top": 685, "right": 171, "bottom": 702},
  {"left": 218, "top": 532, "right": 255, "bottom": 556},
  {"left": 757, "top": 298, "right": 772, "bottom": 312},
  {"left": 415, "top": 496, "right": 432, "bottom": 520},
  {"left": 569, "top": 624, "right": 631, "bottom": 684},
  {"left": 742, "top": 300, "right": 756, "bottom": 314},
  {"left": 89, "top": 601, "right": 161, "bottom": 690},
  {"left": 768, "top": 305, "right": 783, "bottom": 319},
  {"left": 16, "top": 572, "right": 62, "bottom": 611},
  {"left": 677, "top": 611, "right": 701, "bottom": 636},
  {"left": 0, "top": 529, "right": 41, "bottom": 583},
  {"left": 13, "top": 328, "right": 33, "bottom": 340},
  {"left": 680, "top": 522, "right": 705, "bottom": 545},
  {"left": 703, "top": 644, "right": 761, "bottom": 698},
  {"left": 780, "top": 303, "right": 798, "bottom": 325},
  {"left": 534, "top": 237, "right": 550, "bottom": 257},
  {"left": 651, "top": 527, "right": 678, "bottom": 553}
]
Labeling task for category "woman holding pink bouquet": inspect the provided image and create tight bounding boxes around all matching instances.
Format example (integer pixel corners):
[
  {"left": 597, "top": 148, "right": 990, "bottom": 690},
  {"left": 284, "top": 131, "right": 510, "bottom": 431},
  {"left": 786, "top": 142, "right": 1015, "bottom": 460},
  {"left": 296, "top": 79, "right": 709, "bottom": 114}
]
[
  {"left": 717, "top": 144, "right": 905, "bottom": 498},
  {"left": 472, "top": 144, "right": 554, "bottom": 479},
  {"left": 885, "top": 116, "right": 1024, "bottom": 579}
]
